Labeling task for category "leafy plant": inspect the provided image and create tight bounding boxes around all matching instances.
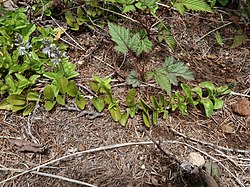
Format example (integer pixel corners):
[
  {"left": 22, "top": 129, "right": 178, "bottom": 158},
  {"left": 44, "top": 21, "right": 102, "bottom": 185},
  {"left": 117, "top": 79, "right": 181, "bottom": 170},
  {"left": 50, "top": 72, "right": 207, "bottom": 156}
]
[{"left": 0, "top": 8, "right": 82, "bottom": 115}]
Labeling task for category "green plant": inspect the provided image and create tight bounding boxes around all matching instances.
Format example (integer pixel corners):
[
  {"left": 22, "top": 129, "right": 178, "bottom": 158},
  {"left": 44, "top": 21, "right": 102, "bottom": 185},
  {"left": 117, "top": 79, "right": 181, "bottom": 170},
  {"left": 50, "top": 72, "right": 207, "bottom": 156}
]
[
  {"left": 108, "top": 22, "right": 194, "bottom": 95},
  {"left": 0, "top": 8, "right": 81, "bottom": 115}
]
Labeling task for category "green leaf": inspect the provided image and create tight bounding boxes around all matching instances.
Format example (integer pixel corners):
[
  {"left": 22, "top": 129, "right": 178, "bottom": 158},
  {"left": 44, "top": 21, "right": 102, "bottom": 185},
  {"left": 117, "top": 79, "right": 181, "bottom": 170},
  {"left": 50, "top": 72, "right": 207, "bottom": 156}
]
[
  {"left": 214, "top": 31, "right": 223, "bottom": 47},
  {"left": 108, "top": 22, "right": 130, "bottom": 54},
  {"left": 7, "top": 94, "right": 26, "bottom": 106},
  {"left": 163, "top": 56, "right": 194, "bottom": 85},
  {"left": 178, "top": 103, "right": 188, "bottom": 115},
  {"left": 126, "top": 70, "right": 141, "bottom": 87},
  {"left": 22, "top": 23, "right": 36, "bottom": 43},
  {"left": 89, "top": 81, "right": 99, "bottom": 93},
  {"left": 56, "top": 95, "right": 65, "bottom": 106},
  {"left": 136, "top": 36, "right": 152, "bottom": 56},
  {"left": 57, "top": 77, "right": 68, "bottom": 94},
  {"left": 123, "top": 5, "right": 136, "bottom": 13},
  {"left": 173, "top": 0, "right": 213, "bottom": 15},
  {"left": 154, "top": 68, "right": 171, "bottom": 95},
  {"left": 213, "top": 97, "right": 224, "bottom": 110},
  {"left": 76, "top": 95, "right": 86, "bottom": 110},
  {"left": 200, "top": 98, "right": 214, "bottom": 117},
  {"left": 152, "top": 110, "right": 158, "bottom": 125},
  {"left": 67, "top": 80, "right": 78, "bottom": 97},
  {"left": 109, "top": 106, "right": 121, "bottom": 122},
  {"left": 65, "top": 11, "right": 79, "bottom": 30},
  {"left": 200, "top": 81, "right": 215, "bottom": 96},
  {"left": 23, "top": 102, "right": 35, "bottom": 116},
  {"left": 12, "top": 105, "right": 26, "bottom": 112},
  {"left": 29, "top": 75, "right": 40, "bottom": 85},
  {"left": 44, "top": 100, "right": 56, "bottom": 111},
  {"left": 157, "top": 23, "right": 176, "bottom": 50},
  {"left": 231, "top": 29, "right": 247, "bottom": 48},
  {"left": 120, "top": 109, "right": 129, "bottom": 126},
  {"left": 26, "top": 90, "right": 39, "bottom": 101},
  {"left": 181, "top": 83, "right": 197, "bottom": 105},
  {"left": 138, "top": 99, "right": 151, "bottom": 114},
  {"left": 91, "top": 97, "right": 105, "bottom": 112},
  {"left": 218, "top": 0, "right": 229, "bottom": 6},
  {"left": 128, "top": 104, "right": 138, "bottom": 118},
  {"left": 0, "top": 99, "right": 12, "bottom": 110},
  {"left": 150, "top": 96, "right": 159, "bottom": 109},
  {"left": 192, "top": 86, "right": 203, "bottom": 99},
  {"left": 43, "top": 85, "right": 55, "bottom": 101},
  {"left": 142, "top": 112, "right": 151, "bottom": 127},
  {"left": 126, "top": 88, "right": 136, "bottom": 106},
  {"left": 216, "top": 85, "right": 231, "bottom": 95}
]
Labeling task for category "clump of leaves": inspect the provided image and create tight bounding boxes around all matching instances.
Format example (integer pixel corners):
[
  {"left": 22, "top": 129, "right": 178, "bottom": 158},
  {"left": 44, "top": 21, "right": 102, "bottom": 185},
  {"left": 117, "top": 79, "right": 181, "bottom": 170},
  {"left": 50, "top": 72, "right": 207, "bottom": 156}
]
[{"left": 0, "top": 8, "right": 81, "bottom": 115}]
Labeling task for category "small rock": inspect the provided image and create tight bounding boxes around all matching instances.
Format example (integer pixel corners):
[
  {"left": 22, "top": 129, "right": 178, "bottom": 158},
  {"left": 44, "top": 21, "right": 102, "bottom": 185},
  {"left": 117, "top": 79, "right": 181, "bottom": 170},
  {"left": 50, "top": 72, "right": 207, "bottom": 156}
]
[
  {"left": 188, "top": 152, "right": 205, "bottom": 167},
  {"left": 232, "top": 99, "right": 250, "bottom": 116}
]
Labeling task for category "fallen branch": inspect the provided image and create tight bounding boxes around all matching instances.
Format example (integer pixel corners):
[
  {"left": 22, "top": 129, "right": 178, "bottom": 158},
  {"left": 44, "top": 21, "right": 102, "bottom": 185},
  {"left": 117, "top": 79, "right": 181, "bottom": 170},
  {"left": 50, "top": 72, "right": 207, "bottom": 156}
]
[{"left": 0, "top": 167, "right": 96, "bottom": 187}]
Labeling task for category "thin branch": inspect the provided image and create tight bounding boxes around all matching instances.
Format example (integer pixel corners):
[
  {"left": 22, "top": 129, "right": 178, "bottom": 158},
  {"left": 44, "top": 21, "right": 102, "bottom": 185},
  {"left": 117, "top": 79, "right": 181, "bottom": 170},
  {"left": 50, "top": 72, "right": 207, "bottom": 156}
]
[
  {"left": 231, "top": 91, "right": 250, "bottom": 98},
  {"left": 195, "top": 22, "right": 232, "bottom": 43},
  {"left": 0, "top": 167, "right": 96, "bottom": 187}
]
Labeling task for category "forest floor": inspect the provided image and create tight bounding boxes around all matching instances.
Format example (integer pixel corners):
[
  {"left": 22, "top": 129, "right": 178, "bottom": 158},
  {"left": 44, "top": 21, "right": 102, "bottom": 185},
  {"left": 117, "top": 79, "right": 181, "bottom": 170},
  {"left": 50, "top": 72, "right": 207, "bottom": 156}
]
[{"left": 0, "top": 5, "right": 250, "bottom": 187}]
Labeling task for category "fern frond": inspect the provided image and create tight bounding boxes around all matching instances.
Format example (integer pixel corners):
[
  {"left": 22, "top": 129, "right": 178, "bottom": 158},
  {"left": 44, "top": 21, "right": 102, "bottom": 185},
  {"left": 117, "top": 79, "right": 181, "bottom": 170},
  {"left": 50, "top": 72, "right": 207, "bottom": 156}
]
[{"left": 173, "top": 0, "right": 213, "bottom": 15}]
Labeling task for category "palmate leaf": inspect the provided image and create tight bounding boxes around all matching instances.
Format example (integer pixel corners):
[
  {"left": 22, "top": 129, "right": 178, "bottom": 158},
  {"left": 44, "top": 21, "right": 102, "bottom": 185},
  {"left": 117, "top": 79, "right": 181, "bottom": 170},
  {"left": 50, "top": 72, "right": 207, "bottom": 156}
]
[
  {"left": 163, "top": 56, "right": 194, "bottom": 85},
  {"left": 173, "top": 0, "right": 213, "bottom": 15}
]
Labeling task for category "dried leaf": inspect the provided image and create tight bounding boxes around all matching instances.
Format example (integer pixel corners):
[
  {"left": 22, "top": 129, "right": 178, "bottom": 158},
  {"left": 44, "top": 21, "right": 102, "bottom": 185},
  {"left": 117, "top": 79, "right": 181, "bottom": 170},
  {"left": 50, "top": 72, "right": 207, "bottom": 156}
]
[{"left": 188, "top": 152, "right": 205, "bottom": 167}]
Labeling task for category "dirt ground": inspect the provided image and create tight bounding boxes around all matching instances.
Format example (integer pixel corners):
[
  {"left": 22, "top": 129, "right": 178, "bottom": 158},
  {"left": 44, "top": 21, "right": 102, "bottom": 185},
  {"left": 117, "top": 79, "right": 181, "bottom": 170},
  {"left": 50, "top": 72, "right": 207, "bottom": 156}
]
[{"left": 0, "top": 5, "right": 250, "bottom": 187}]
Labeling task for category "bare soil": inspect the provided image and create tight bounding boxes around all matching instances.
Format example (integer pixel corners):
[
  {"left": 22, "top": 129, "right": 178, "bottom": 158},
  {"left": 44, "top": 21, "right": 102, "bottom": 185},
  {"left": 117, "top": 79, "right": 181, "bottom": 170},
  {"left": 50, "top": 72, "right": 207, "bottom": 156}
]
[{"left": 0, "top": 7, "right": 250, "bottom": 187}]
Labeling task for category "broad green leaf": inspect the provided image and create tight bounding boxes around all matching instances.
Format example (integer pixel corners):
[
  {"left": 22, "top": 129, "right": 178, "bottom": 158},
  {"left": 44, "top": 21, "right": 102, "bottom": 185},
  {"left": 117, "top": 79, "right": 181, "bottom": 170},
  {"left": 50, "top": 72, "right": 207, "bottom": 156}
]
[
  {"left": 43, "top": 85, "right": 54, "bottom": 101},
  {"left": 26, "top": 90, "right": 39, "bottom": 101},
  {"left": 181, "top": 83, "right": 197, "bottom": 105},
  {"left": 200, "top": 98, "right": 214, "bottom": 117},
  {"left": 57, "top": 77, "right": 68, "bottom": 94},
  {"left": 7, "top": 94, "right": 26, "bottom": 106},
  {"left": 175, "top": 92, "right": 185, "bottom": 103},
  {"left": 12, "top": 105, "right": 26, "bottom": 112},
  {"left": 44, "top": 100, "right": 56, "bottom": 111},
  {"left": 213, "top": 97, "right": 224, "bottom": 110},
  {"left": 109, "top": 106, "right": 121, "bottom": 122},
  {"left": 22, "top": 23, "right": 36, "bottom": 43},
  {"left": 216, "top": 85, "right": 231, "bottom": 95},
  {"left": 76, "top": 95, "right": 86, "bottom": 110},
  {"left": 192, "top": 86, "right": 202, "bottom": 99},
  {"left": 218, "top": 0, "right": 229, "bottom": 6},
  {"left": 29, "top": 75, "right": 40, "bottom": 85},
  {"left": 136, "top": 36, "right": 152, "bottom": 56},
  {"left": 65, "top": 11, "right": 79, "bottom": 30},
  {"left": 120, "top": 109, "right": 129, "bottom": 126},
  {"left": 89, "top": 81, "right": 99, "bottom": 93},
  {"left": 123, "top": 5, "right": 136, "bottom": 13},
  {"left": 67, "top": 80, "right": 78, "bottom": 97},
  {"left": 91, "top": 97, "right": 105, "bottom": 112},
  {"left": 23, "top": 102, "right": 35, "bottom": 116},
  {"left": 126, "top": 88, "right": 136, "bottom": 106},
  {"left": 158, "top": 23, "right": 176, "bottom": 50},
  {"left": 0, "top": 99, "right": 12, "bottom": 110},
  {"left": 129, "top": 104, "right": 138, "bottom": 118},
  {"left": 56, "top": 95, "right": 65, "bottom": 106},
  {"left": 138, "top": 99, "right": 151, "bottom": 114}
]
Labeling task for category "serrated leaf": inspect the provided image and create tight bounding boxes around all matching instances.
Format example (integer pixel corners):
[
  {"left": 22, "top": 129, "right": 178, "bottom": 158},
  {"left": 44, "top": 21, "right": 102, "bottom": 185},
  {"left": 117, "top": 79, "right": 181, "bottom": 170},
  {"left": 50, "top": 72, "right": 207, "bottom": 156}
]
[
  {"left": 136, "top": 36, "right": 152, "bottom": 56},
  {"left": 126, "top": 70, "right": 141, "bottom": 87},
  {"left": 158, "top": 23, "right": 176, "bottom": 50},
  {"left": 123, "top": 5, "right": 136, "bottom": 13},
  {"left": 163, "top": 57, "right": 194, "bottom": 85},
  {"left": 76, "top": 95, "right": 86, "bottom": 110},
  {"left": 154, "top": 68, "right": 171, "bottom": 95},
  {"left": 91, "top": 97, "right": 105, "bottom": 112},
  {"left": 231, "top": 29, "right": 247, "bottom": 48},
  {"left": 108, "top": 22, "right": 130, "bottom": 54},
  {"left": 173, "top": 0, "right": 213, "bottom": 15}
]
